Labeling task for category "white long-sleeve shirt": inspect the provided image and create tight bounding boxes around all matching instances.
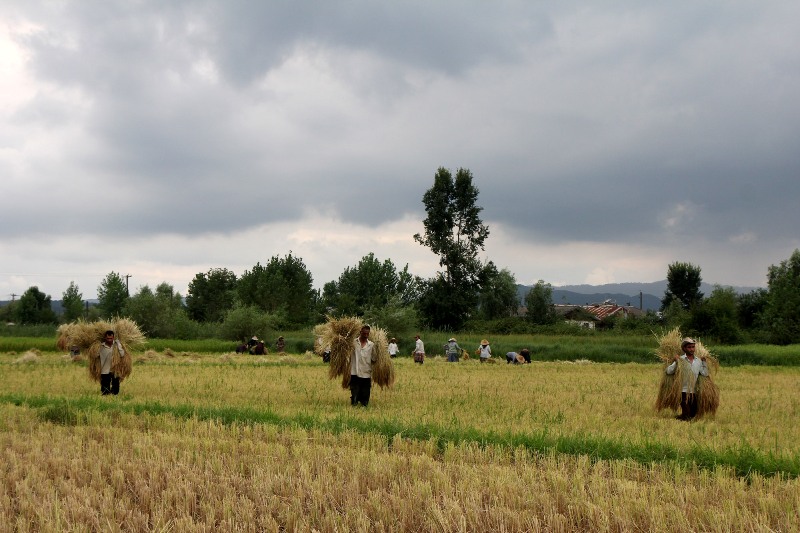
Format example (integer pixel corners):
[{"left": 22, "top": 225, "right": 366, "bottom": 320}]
[
  {"left": 414, "top": 338, "right": 425, "bottom": 355},
  {"left": 666, "top": 354, "right": 709, "bottom": 393},
  {"left": 99, "top": 340, "right": 125, "bottom": 374},
  {"left": 479, "top": 345, "right": 492, "bottom": 359},
  {"left": 351, "top": 338, "right": 377, "bottom": 378}
]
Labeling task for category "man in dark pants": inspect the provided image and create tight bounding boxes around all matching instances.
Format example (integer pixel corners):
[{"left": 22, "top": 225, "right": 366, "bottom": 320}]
[
  {"left": 99, "top": 330, "right": 125, "bottom": 395},
  {"left": 350, "top": 325, "right": 377, "bottom": 407}
]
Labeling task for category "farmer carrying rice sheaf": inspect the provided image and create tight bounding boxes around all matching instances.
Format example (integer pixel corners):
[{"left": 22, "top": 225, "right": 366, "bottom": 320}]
[
  {"left": 655, "top": 328, "right": 720, "bottom": 420},
  {"left": 315, "top": 316, "right": 394, "bottom": 405},
  {"left": 666, "top": 338, "right": 708, "bottom": 420},
  {"left": 98, "top": 330, "right": 126, "bottom": 395},
  {"left": 350, "top": 325, "right": 378, "bottom": 407},
  {"left": 58, "top": 318, "right": 144, "bottom": 396}
]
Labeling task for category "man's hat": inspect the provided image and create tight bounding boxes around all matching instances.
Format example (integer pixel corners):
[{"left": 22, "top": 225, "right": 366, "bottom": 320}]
[
  {"left": 448, "top": 338, "right": 456, "bottom": 342},
  {"left": 681, "top": 337, "right": 696, "bottom": 348},
  {"left": 481, "top": 339, "right": 489, "bottom": 346}
]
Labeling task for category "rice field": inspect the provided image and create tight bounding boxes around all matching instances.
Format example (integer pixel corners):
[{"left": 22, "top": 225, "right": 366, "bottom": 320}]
[{"left": 1, "top": 349, "right": 799, "bottom": 531}]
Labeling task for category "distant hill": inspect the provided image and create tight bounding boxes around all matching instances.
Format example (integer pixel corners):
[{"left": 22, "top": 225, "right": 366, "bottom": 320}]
[
  {"left": 516, "top": 281, "right": 762, "bottom": 312},
  {"left": 0, "top": 299, "right": 99, "bottom": 314}
]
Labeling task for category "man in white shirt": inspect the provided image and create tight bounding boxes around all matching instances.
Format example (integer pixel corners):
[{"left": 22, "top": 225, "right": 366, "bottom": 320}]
[
  {"left": 350, "top": 325, "right": 377, "bottom": 406},
  {"left": 665, "top": 337, "right": 709, "bottom": 420},
  {"left": 388, "top": 338, "right": 399, "bottom": 358},
  {"left": 413, "top": 334, "right": 425, "bottom": 364}
]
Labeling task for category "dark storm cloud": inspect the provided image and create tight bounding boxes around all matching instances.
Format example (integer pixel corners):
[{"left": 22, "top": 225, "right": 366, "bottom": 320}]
[{"left": 2, "top": 0, "right": 799, "bottom": 292}]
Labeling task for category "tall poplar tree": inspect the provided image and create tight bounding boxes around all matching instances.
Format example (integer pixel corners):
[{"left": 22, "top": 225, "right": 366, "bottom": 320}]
[
  {"left": 97, "top": 272, "right": 129, "bottom": 318},
  {"left": 61, "top": 281, "right": 85, "bottom": 322},
  {"left": 414, "top": 167, "right": 489, "bottom": 329}
]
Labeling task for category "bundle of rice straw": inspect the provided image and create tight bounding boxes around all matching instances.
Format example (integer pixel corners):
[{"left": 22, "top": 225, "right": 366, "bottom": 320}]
[
  {"left": 368, "top": 325, "right": 395, "bottom": 389},
  {"left": 56, "top": 323, "right": 78, "bottom": 351},
  {"left": 58, "top": 318, "right": 146, "bottom": 383},
  {"left": 694, "top": 340, "right": 720, "bottom": 417},
  {"left": 314, "top": 316, "right": 395, "bottom": 389},
  {"left": 654, "top": 328, "right": 685, "bottom": 412}
]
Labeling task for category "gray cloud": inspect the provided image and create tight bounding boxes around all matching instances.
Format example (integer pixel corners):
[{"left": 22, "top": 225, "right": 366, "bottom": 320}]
[{"left": 2, "top": 1, "right": 799, "bottom": 298}]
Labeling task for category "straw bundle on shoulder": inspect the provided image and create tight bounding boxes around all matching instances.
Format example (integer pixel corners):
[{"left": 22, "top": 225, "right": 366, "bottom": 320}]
[
  {"left": 694, "top": 340, "right": 720, "bottom": 417},
  {"left": 56, "top": 323, "right": 79, "bottom": 351},
  {"left": 368, "top": 326, "right": 395, "bottom": 389},
  {"left": 695, "top": 375, "right": 720, "bottom": 417},
  {"left": 654, "top": 328, "right": 684, "bottom": 412},
  {"left": 315, "top": 316, "right": 363, "bottom": 387},
  {"left": 59, "top": 318, "right": 145, "bottom": 382}
]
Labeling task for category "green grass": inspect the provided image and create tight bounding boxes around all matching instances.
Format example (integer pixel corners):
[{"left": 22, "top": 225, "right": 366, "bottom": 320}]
[{"left": 4, "top": 393, "right": 797, "bottom": 480}]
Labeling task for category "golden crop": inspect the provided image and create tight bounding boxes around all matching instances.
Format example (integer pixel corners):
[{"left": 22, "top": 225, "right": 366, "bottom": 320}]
[{"left": 1, "top": 351, "right": 799, "bottom": 531}]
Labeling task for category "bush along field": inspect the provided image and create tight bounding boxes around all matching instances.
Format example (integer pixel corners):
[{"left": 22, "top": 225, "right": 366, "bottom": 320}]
[{"left": 1, "top": 345, "right": 800, "bottom": 531}]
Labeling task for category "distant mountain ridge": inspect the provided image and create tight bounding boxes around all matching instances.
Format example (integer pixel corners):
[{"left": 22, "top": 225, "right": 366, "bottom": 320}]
[{"left": 516, "top": 280, "right": 761, "bottom": 312}]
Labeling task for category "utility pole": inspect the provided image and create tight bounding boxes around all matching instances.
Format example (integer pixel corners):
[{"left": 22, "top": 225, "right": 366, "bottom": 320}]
[
  {"left": 10, "top": 293, "right": 17, "bottom": 301},
  {"left": 125, "top": 274, "right": 132, "bottom": 296}
]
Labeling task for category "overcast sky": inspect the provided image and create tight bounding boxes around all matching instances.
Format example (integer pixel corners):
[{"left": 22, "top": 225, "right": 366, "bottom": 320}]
[{"left": 2, "top": 1, "right": 798, "bottom": 301}]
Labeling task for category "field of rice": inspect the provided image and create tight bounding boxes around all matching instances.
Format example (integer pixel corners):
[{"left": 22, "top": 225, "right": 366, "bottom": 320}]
[{"left": 1, "top": 348, "right": 799, "bottom": 531}]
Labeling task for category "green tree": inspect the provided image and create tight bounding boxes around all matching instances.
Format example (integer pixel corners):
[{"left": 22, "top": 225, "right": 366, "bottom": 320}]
[
  {"left": 97, "top": 272, "right": 129, "bottom": 318},
  {"left": 737, "top": 288, "right": 768, "bottom": 331},
  {"left": 661, "top": 299, "right": 690, "bottom": 331},
  {"left": 763, "top": 249, "right": 800, "bottom": 345},
  {"left": 237, "top": 253, "right": 314, "bottom": 326},
  {"left": 186, "top": 268, "right": 238, "bottom": 322},
  {"left": 689, "top": 285, "right": 741, "bottom": 344},
  {"left": 0, "top": 301, "right": 16, "bottom": 323},
  {"left": 477, "top": 264, "right": 519, "bottom": 320},
  {"left": 661, "top": 262, "right": 704, "bottom": 311},
  {"left": 15, "top": 286, "right": 58, "bottom": 325},
  {"left": 413, "top": 167, "right": 490, "bottom": 329},
  {"left": 61, "top": 281, "right": 85, "bottom": 322},
  {"left": 220, "top": 305, "right": 276, "bottom": 342},
  {"left": 124, "top": 283, "right": 187, "bottom": 338},
  {"left": 363, "top": 295, "right": 419, "bottom": 340},
  {"left": 525, "top": 280, "right": 557, "bottom": 325},
  {"left": 322, "top": 253, "right": 422, "bottom": 317}
]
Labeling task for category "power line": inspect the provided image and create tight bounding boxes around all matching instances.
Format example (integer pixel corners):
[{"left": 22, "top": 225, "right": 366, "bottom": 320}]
[{"left": 0, "top": 272, "right": 109, "bottom": 277}]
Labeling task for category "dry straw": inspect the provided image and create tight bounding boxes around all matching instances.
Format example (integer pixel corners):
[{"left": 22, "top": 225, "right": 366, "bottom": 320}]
[
  {"left": 58, "top": 318, "right": 146, "bottom": 383},
  {"left": 368, "top": 325, "right": 395, "bottom": 389},
  {"left": 695, "top": 341, "right": 720, "bottom": 417},
  {"left": 654, "top": 328, "right": 684, "bottom": 412},
  {"left": 315, "top": 316, "right": 395, "bottom": 389},
  {"left": 14, "top": 351, "right": 41, "bottom": 364},
  {"left": 654, "top": 328, "right": 720, "bottom": 417}
]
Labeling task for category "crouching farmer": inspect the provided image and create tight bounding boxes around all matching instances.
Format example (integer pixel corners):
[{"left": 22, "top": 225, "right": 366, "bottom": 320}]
[{"left": 350, "top": 325, "right": 377, "bottom": 407}]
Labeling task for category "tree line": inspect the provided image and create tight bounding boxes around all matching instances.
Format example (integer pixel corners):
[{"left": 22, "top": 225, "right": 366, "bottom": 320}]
[{"left": 3, "top": 167, "right": 800, "bottom": 345}]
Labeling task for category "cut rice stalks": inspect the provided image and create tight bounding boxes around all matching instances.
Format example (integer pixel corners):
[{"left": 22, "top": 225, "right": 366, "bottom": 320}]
[{"left": 57, "top": 318, "right": 146, "bottom": 382}]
